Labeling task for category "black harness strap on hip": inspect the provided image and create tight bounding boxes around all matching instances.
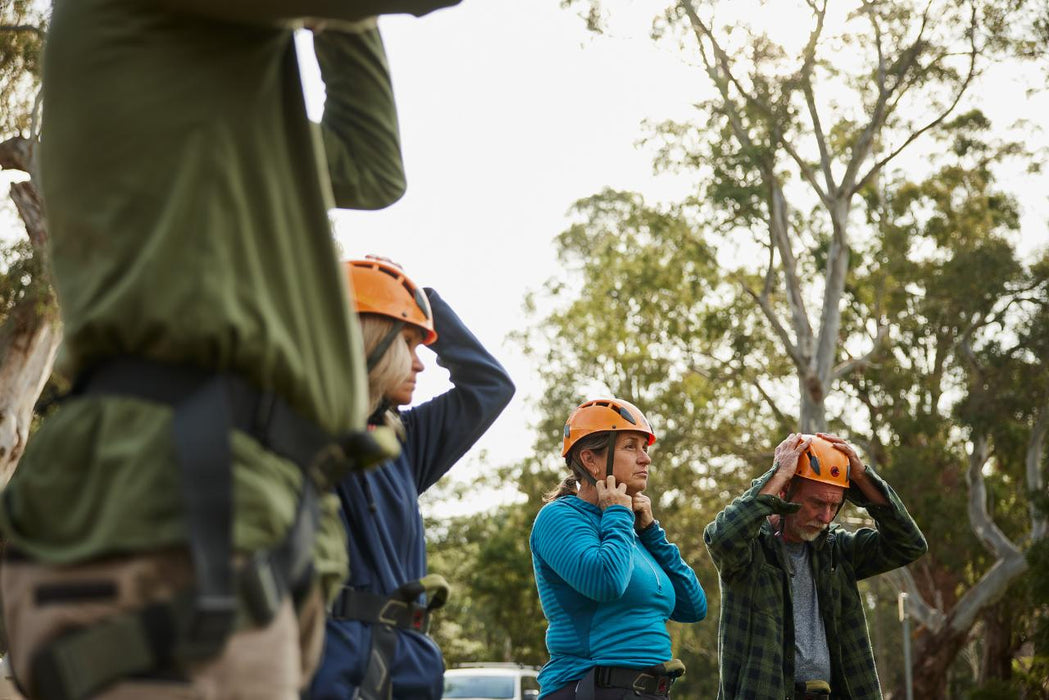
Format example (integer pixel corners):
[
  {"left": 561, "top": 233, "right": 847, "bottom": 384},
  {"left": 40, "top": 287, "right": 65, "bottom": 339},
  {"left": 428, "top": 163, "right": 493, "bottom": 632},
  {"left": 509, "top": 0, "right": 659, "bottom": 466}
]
[
  {"left": 26, "top": 357, "right": 396, "bottom": 700},
  {"left": 331, "top": 574, "right": 449, "bottom": 700},
  {"left": 575, "top": 660, "right": 684, "bottom": 700}
]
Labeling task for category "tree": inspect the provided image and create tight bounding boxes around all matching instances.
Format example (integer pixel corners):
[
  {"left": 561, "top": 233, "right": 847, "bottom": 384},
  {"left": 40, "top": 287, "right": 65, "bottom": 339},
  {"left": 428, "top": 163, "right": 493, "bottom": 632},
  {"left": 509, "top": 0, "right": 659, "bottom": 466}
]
[
  {"left": 0, "top": 2, "right": 58, "bottom": 487},
  {"left": 524, "top": 0, "right": 1049, "bottom": 692}
]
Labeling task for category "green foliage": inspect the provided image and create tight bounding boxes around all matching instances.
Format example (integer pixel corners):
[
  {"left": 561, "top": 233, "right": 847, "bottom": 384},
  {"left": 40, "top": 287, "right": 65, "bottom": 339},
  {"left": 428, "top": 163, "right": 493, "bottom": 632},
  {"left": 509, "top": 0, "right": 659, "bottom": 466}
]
[
  {"left": 0, "top": 0, "right": 47, "bottom": 137},
  {"left": 427, "top": 2, "right": 1049, "bottom": 691}
]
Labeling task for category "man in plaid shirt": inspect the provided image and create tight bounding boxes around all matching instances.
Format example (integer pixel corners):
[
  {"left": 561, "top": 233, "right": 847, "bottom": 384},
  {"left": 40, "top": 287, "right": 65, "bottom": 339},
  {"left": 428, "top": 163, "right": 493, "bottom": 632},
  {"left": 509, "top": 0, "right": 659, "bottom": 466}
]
[{"left": 704, "top": 433, "right": 927, "bottom": 699}]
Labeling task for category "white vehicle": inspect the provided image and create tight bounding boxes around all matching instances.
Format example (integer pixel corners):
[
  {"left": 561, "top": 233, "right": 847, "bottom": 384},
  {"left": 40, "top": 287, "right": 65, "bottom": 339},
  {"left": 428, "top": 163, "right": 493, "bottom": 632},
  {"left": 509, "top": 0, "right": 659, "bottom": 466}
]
[{"left": 443, "top": 663, "right": 541, "bottom": 700}]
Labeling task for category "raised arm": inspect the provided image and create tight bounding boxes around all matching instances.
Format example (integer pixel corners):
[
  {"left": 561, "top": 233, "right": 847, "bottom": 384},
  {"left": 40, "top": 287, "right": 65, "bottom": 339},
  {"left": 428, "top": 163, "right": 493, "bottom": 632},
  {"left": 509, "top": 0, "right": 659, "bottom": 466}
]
[
  {"left": 402, "top": 289, "right": 515, "bottom": 493},
  {"left": 314, "top": 25, "right": 406, "bottom": 210},
  {"left": 531, "top": 503, "right": 636, "bottom": 602},
  {"left": 704, "top": 469, "right": 800, "bottom": 583},
  {"left": 837, "top": 467, "right": 928, "bottom": 580},
  {"left": 152, "top": 0, "right": 460, "bottom": 25}
]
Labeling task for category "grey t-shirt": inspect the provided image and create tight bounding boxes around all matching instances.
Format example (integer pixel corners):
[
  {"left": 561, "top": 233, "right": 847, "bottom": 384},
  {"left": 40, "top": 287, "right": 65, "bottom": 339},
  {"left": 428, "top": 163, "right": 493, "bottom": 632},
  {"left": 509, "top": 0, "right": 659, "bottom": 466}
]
[{"left": 785, "top": 541, "right": 832, "bottom": 683}]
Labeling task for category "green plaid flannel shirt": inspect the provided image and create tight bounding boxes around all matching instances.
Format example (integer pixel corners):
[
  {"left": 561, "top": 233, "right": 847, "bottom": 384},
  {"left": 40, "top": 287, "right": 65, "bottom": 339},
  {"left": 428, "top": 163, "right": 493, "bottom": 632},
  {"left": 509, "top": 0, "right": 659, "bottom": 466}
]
[{"left": 704, "top": 467, "right": 927, "bottom": 699}]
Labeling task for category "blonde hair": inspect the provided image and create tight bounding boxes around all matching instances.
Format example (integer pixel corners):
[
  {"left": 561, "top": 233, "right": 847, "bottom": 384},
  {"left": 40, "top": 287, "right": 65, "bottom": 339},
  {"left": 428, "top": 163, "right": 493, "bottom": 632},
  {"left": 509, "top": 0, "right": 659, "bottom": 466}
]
[{"left": 359, "top": 314, "right": 412, "bottom": 424}]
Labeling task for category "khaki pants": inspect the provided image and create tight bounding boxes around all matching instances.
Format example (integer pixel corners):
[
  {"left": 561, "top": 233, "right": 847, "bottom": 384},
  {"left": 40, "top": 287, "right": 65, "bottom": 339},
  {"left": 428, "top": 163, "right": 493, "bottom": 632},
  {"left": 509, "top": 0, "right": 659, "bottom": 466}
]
[{"left": 1, "top": 549, "right": 324, "bottom": 699}]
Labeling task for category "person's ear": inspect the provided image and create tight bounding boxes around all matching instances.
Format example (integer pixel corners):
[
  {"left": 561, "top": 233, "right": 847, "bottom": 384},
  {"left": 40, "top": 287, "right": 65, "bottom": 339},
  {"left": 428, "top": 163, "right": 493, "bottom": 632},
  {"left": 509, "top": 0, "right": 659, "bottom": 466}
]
[{"left": 579, "top": 450, "right": 600, "bottom": 481}]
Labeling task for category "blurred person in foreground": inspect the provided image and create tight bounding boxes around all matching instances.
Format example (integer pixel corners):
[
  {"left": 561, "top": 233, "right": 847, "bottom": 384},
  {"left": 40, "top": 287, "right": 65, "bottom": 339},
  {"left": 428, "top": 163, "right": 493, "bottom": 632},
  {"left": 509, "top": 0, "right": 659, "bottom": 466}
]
[
  {"left": 530, "top": 399, "right": 707, "bottom": 699},
  {"left": 310, "top": 257, "right": 513, "bottom": 699},
  {"left": 0, "top": 1, "right": 460, "bottom": 698},
  {"left": 704, "top": 433, "right": 928, "bottom": 699}
]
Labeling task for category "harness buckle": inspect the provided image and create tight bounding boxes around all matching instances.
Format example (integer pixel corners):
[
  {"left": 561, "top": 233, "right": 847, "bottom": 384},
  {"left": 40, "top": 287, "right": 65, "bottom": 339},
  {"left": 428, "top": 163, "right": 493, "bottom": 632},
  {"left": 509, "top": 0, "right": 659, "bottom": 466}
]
[
  {"left": 631, "top": 673, "right": 656, "bottom": 693},
  {"left": 378, "top": 599, "right": 409, "bottom": 627},
  {"left": 241, "top": 553, "right": 283, "bottom": 626}
]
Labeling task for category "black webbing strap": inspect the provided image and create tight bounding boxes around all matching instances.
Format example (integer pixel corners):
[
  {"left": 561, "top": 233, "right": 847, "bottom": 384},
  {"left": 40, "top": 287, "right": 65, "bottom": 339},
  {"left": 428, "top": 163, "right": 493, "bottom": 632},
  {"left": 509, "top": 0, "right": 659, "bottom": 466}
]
[
  {"left": 576, "top": 660, "right": 684, "bottom": 700},
  {"left": 170, "top": 377, "right": 237, "bottom": 659},
  {"left": 332, "top": 575, "right": 449, "bottom": 700},
  {"left": 604, "top": 432, "right": 616, "bottom": 480},
  {"left": 25, "top": 357, "right": 396, "bottom": 700}
]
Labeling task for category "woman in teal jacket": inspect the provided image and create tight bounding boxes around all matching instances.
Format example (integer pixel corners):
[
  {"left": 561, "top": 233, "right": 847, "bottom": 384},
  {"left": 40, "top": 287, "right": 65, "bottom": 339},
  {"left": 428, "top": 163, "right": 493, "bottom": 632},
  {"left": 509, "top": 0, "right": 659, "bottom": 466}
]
[{"left": 530, "top": 398, "right": 707, "bottom": 699}]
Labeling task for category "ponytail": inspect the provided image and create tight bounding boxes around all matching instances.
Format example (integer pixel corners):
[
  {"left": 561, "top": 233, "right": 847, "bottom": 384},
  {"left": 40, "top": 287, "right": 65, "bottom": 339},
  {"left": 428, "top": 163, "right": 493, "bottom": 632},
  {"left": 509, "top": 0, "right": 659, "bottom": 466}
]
[{"left": 543, "top": 473, "right": 581, "bottom": 503}]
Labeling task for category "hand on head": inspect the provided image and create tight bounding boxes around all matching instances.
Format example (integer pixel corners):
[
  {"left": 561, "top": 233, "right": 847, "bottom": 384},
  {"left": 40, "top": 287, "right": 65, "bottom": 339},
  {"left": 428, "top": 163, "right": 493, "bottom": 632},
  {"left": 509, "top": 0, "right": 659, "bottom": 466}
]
[
  {"left": 773, "top": 433, "right": 813, "bottom": 480},
  {"left": 816, "top": 432, "right": 866, "bottom": 480},
  {"left": 595, "top": 475, "right": 632, "bottom": 511}
]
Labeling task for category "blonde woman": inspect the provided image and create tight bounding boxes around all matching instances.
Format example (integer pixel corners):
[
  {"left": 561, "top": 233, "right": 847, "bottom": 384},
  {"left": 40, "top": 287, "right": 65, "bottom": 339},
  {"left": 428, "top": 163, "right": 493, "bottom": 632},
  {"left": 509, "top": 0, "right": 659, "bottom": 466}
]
[{"left": 311, "top": 258, "right": 515, "bottom": 700}]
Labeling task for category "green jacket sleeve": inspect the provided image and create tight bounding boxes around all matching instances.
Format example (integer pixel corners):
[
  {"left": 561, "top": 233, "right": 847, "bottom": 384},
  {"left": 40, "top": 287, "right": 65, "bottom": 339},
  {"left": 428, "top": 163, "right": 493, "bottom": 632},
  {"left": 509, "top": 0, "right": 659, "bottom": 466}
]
[
  {"left": 835, "top": 467, "right": 929, "bottom": 580},
  {"left": 152, "top": 0, "right": 461, "bottom": 24},
  {"left": 314, "top": 26, "right": 406, "bottom": 210},
  {"left": 703, "top": 468, "right": 800, "bottom": 583}
]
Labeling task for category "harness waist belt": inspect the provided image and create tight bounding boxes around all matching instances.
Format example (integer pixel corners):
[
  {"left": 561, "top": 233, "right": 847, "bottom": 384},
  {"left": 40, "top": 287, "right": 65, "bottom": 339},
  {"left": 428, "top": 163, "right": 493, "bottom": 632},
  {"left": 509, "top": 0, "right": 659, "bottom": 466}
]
[
  {"left": 594, "top": 664, "right": 681, "bottom": 696},
  {"left": 25, "top": 357, "right": 398, "bottom": 700},
  {"left": 330, "top": 575, "right": 449, "bottom": 700},
  {"left": 331, "top": 589, "right": 432, "bottom": 633}
]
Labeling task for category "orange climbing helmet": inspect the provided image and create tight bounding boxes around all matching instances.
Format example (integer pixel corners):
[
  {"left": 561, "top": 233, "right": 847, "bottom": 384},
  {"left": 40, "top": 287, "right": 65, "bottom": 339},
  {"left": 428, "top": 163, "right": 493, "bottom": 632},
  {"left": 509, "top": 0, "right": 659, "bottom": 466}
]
[
  {"left": 344, "top": 257, "right": 437, "bottom": 345},
  {"left": 795, "top": 434, "right": 850, "bottom": 488},
  {"left": 561, "top": 398, "right": 657, "bottom": 458}
]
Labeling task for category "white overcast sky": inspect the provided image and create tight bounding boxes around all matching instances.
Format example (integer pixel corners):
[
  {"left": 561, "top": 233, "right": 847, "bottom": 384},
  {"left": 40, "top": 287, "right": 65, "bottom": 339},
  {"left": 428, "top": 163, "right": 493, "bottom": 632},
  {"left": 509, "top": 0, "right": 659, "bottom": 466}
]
[
  {"left": 295, "top": 0, "right": 1049, "bottom": 488},
  {"left": 1, "top": 0, "right": 1046, "bottom": 505},
  {"left": 297, "top": 0, "right": 708, "bottom": 481}
]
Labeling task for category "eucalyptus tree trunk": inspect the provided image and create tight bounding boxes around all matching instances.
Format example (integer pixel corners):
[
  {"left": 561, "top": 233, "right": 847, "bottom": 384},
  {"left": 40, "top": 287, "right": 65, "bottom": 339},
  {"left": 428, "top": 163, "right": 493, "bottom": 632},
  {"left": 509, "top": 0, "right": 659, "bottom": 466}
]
[
  {"left": 0, "top": 136, "right": 60, "bottom": 487},
  {"left": 892, "top": 412, "right": 1049, "bottom": 697}
]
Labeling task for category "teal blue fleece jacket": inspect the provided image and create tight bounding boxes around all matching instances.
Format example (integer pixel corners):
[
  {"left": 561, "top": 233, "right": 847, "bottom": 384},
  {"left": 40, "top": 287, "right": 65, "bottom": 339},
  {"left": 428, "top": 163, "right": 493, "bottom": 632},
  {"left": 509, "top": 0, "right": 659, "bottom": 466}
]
[{"left": 530, "top": 496, "right": 707, "bottom": 697}]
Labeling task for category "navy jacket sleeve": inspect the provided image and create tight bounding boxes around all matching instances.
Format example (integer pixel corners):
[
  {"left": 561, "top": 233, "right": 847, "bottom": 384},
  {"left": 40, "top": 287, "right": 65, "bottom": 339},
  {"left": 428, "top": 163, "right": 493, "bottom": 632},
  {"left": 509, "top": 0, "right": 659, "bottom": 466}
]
[{"left": 400, "top": 288, "right": 515, "bottom": 494}]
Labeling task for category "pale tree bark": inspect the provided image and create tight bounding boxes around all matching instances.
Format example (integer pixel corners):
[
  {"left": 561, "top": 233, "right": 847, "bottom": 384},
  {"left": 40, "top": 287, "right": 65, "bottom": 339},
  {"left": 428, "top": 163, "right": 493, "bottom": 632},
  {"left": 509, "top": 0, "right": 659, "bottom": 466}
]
[
  {"left": 0, "top": 135, "right": 61, "bottom": 488},
  {"left": 896, "top": 406, "right": 1049, "bottom": 697},
  {"left": 678, "top": 0, "right": 976, "bottom": 433}
]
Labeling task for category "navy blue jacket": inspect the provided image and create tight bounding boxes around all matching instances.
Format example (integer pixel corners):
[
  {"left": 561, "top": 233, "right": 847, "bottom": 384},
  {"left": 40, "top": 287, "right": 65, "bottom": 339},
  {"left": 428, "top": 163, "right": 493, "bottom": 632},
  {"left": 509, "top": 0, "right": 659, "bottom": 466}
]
[{"left": 310, "top": 288, "right": 515, "bottom": 699}]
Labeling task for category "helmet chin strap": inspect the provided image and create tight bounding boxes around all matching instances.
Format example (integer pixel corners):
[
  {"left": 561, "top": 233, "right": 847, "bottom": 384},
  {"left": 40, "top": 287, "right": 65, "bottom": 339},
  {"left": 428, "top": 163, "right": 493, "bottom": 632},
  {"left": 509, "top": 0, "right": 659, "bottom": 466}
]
[
  {"left": 605, "top": 432, "right": 616, "bottom": 480},
  {"left": 365, "top": 320, "right": 406, "bottom": 371}
]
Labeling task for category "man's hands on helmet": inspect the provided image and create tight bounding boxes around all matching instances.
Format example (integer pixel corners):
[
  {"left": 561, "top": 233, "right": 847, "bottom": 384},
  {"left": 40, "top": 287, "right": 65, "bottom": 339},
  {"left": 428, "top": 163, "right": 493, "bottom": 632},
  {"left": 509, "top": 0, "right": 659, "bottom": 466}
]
[
  {"left": 596, "top": 475, "right": 632, "bottom": 511},
  {"left": 761, "top": 433, "right": 813, "bottom": 497},
  {"left": 633, "top": 492, "right": 655, "bottom": 531},
  {"left": 773, "top": 433, "right": 812, "bottom": 478},
  {"left": 817, "top": 432, "right": 866, "bottom": 480}
]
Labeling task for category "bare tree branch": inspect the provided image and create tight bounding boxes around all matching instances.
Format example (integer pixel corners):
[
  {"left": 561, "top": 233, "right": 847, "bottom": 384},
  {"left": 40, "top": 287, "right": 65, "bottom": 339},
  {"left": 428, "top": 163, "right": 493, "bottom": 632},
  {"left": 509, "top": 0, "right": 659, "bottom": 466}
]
[
  {"left": 887, "top": 567, "right": 946, "bottom": 633},
  {"left": 738, "top": 278, "right": 807, "bottom": 371},
  {"left": 800, "top": 0, "right": 837, "bottom": 197},
  {"left": 10, "top": 181, "right": 47, "bottom": 251},
  {"left": 678, "top": 0, "right": 830, "bottom": 204},
  {"left": 966, "top": 434, "right": 1022, "bottom": 560},
  {"left": 832, "top": 322, "right": 890, "bottom": 380},
  {"left": 851, "top": 1, "right": 979, "bottom": 196},
  {"left": 0, "top": 24, "right": 44, "bottom": 37},
  {"left": 840, "top": 1, "right": 928, "bottom": 195}
]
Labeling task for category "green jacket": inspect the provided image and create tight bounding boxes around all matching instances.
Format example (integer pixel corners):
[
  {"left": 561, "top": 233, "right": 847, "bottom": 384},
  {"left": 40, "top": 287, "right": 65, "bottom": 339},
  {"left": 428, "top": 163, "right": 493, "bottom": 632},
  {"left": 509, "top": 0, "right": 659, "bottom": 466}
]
[
  {"left": 0, "top": 0, "right": 452, "bottom": 599},
  {"left": 703, "top": 467, "right": 927, "bottom": 699}
]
